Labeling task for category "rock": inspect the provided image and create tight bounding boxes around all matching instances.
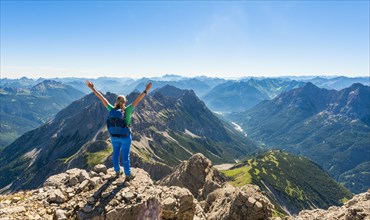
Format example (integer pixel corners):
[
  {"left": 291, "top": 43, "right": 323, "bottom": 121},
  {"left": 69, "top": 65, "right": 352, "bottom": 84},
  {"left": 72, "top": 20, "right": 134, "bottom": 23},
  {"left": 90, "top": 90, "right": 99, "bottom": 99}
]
[
  {"left": 11, "top": 196, "right": 21, "bottom": 203},
  {"left": 66, "top": 168, "right": 90, "bottom": 183},
  {"left": 68, "top": 193, "right": 75, "bottom": 198},
  {"left": 68, "top": 177, "right": 79, "bottom": 187},
  {"left": 44, "top": 173, "right": 69, "bottom": 188},
  {"left": 82, "top": 205, "right": 93, "bottom": 213},
  {"left": 48, "top": 192, "right": 57, "bottom": 203},
  {"left": 161, "top": 187, "right": 196, "bottom": 220},
  {"left": 89, "top": 177, "right": 101, "bottom": 187},
  {"left": 0, "top": 206, "right": 26, "bottom": 214},
  {"left": 78, "top": 180, "right": 90, "bottom": 192},
  {"left": 162, "top": 197, "right": 176, "bottom": 210},
  {"left": 94, "top": 164, "right": 107, "bottom": 174},
  {"left": 66, "top": 188, "right": 74, "bottom": 194},
  {"left": 248, "top": 196, "right": 256, "bottom": 205},
  {"left": 54, "top": 209, "right": 67, "bottom": 220},
  {"left": 110, "top": 199, "right": 119, "bottom": 207},
  {"left": 123, "top": 192, "right": 135, "bottom": 201},
  {"left": 76, "top": 211, "right": 88, "bottom": 220},
  {"left": 87, "top": 197, "right": 95, "bottom": 205},
  {"left": 102, "top": 191, "right": 111, "bottom": 198},
  {"left": 159, "top": 153, "right": 226, "bottom": 200},
  {"left": 106, "top": 197, "right": 162, "bottom": 220},
  {"left": 296, "top": 190, "right": 370, "bottom": 219},
  {"left": 48, "top": 189, "right": 66, "bottom": 203},
  {"left": 205, "top": 184, "right": 274, "bottom": 220},
  {"left": 103, "top": 174, "right": 114, "bottom": 181}
]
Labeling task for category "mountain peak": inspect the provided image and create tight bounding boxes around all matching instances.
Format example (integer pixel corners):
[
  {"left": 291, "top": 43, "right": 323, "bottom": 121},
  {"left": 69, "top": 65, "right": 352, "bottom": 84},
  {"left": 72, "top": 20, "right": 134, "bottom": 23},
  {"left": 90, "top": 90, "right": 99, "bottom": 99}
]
[
  {"left": 155, "top": 84, "right": 197, "bottom": 100},
  {"left": 349, "top": 82, "right": 366, "bottom": 89},
  {"left": 160, "top": 153, "right": 226, "bottom": 200},
  {"left": 31, "top": 80, "right": 65, "bottom": 92},
  {"left": 301, "top": 82, "right": 320, "bottom": 91}
]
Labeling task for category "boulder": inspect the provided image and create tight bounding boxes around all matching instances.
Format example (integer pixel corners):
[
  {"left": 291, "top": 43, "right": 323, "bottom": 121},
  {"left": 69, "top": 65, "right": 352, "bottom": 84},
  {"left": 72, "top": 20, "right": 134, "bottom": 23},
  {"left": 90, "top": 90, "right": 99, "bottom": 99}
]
[
  {"left": 159, "top": 153, "right": 227, "bottom": 200},
  {"left": 205, "top": 184, "right": 274, "bottom": 220},
  {"left": 93, "top": 164, "right": 108, "bottom": 174}
]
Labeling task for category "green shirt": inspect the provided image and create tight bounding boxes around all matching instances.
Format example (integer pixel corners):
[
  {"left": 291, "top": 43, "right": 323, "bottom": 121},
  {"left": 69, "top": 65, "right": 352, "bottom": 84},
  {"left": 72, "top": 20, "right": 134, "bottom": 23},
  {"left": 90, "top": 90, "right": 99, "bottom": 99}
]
[{"left": 106, "top": 103, "right": 135, "bottom": 126}]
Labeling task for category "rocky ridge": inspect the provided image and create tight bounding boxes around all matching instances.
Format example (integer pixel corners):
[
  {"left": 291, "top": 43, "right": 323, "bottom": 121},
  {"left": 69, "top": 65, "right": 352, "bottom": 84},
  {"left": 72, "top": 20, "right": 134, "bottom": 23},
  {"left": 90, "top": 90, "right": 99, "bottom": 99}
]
[
  {"left": 0, "top": 154, "right": 275, "bottom": 220},
  {"left": 0, "top": 166, "right": 196, "bottom": 220},
  {"left": 2, "top": 153, "right": 368, "bottom": 220},
  {"left": 159, "top": 153, "right": 275, "bottom": 220},
  {"left": 286, "top": 189, "right": 370, "bottom": 220}
]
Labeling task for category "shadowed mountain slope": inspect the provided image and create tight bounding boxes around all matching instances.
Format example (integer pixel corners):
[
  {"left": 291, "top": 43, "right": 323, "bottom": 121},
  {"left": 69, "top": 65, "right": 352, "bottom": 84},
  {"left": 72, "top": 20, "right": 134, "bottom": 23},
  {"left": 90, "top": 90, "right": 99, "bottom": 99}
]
[{"left": 228, "top": 83, "right": 370, "bottom": 193}]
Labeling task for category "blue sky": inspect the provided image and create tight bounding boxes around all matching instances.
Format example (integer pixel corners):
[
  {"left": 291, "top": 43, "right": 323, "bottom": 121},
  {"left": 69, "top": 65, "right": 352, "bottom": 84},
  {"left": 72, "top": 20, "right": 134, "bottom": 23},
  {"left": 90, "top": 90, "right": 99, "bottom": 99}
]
[{"left": 1, "top": 1, "right": 369, "bottom": 79}]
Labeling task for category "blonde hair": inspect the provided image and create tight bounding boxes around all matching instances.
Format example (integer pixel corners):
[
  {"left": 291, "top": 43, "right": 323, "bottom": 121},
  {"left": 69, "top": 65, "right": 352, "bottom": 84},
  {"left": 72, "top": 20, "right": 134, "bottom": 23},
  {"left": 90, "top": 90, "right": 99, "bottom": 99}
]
[{"left": 114, "top": 95, "right": 126, "bottom": 109}]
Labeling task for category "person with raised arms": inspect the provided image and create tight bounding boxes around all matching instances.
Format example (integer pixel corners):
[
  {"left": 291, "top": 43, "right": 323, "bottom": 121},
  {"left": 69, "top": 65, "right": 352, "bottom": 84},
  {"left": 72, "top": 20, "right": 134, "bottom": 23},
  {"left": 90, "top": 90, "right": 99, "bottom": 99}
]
[{"left": 86, "top": 80, "right": 152, "bottom": 181}]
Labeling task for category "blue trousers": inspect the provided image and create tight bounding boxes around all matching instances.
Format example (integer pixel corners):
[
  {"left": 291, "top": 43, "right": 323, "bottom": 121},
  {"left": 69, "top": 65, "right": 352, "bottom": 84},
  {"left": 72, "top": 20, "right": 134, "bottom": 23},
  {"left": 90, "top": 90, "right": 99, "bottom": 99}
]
[{"left": 111, "top": 135, "right": 132, "bottom": 176}]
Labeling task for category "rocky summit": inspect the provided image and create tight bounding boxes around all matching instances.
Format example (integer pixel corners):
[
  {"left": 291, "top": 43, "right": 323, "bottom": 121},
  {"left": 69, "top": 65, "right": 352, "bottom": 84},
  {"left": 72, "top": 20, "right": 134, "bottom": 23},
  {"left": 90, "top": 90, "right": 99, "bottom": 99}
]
[
  {"left": 1, "top": 153, "right": 368, "bottom": 220},
  {"left": 0, "top": 153, "right": 276, "bottom": 220},
  {"left": 159, "top": 153, "right": 227, "bottom": 200},
  {"left": 0, "top": 166, "right": 196, "bottom": 220}
]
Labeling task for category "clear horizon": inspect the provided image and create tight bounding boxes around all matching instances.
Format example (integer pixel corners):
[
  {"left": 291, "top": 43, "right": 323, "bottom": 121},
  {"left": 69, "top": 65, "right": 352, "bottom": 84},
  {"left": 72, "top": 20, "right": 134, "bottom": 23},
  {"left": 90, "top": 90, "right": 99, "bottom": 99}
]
[
  {"left": 1, "top": 1, "right": 369, "bottom": 79},
  {"left": 2, "top": 74, "right": 369, "bottom": 81}
]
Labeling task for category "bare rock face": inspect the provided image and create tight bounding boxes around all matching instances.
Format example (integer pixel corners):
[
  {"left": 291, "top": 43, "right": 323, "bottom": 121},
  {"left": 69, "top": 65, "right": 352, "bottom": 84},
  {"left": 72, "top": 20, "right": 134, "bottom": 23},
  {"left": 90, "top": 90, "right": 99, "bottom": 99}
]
[
  {"left": 159, "top": 153, "right": 227, "bottom": 200},
  {"left": 205, "top": 184, "right": 274, "bottom": 220},
  {"left": 294, "top": 189, "right": 370, "bottom": 220},
  {"left": 158, "top": 153, "right": 274, "bottom": 220},
  {"left": 0, "top": 165, "right": 196, "bottom": 220}
]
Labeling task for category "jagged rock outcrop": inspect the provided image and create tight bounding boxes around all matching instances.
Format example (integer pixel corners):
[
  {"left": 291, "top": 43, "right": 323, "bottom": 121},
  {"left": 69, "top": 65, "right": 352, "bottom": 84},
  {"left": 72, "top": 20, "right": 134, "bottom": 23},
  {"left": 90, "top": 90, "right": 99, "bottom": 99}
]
[
  {"left": 292, "top": 189, "right": 370, "bottom": 220},
  {"left": 205, "top": 184, "right": 274, "bottom": 220},
  {"left": 159, "top": 153, "right": 227, "bottom": 200},
  {"left": 159, "top": 153, "right": 275, "bottom": 220},
  {"left": 0, "top": 165, "right": 196, "bottom": 220}
]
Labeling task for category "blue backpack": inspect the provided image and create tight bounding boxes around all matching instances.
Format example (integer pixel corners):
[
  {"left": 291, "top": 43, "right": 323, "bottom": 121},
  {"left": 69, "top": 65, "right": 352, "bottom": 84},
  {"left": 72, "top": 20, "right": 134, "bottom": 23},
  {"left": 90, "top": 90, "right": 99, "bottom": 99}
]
[{"left": 107, "top": 108, "right": 131, "bottom": 138}]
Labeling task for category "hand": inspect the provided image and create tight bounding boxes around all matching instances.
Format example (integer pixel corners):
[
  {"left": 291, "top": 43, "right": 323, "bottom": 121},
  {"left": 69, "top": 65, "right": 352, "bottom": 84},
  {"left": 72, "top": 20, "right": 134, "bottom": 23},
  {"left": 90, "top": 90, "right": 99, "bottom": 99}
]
[
  {"left": 145, "top": 82, "right": 152, "bottom": 91},
  {"left": 85, "top": 80, "right": 94, "bottom": 90}
]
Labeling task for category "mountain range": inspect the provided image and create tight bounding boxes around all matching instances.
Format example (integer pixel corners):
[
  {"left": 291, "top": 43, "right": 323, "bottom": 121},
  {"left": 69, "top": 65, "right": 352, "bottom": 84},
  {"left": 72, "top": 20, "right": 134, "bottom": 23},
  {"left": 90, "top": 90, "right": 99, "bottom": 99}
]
[
  {"left": 202, "top": 78, "right": 305, "bottom": 113},
  {"left": 228, "top": 82, "right": 370, "bottom": 193},
  {"left": 1, "top": 76, "right": 369, "bottom": 218},
  {"left": 300, "top": 76, "right": 369, "bottom": 90},
  {"left": 0, "top": 80, "right": 85, "bottom": 148},
  {"left": 0, "top": 85, "right": 256, "bottom": 192}
]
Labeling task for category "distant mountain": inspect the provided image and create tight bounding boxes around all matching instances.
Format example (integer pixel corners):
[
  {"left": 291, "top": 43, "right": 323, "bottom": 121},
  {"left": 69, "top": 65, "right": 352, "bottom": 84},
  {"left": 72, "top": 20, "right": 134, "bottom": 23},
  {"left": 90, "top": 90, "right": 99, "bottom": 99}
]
[
  {"left": 0, "top": 85, "right": 257, "bottom": 192},
  {"left": 47, "top": 77, "right": 135, "bottom": 94},
  {"left": 290, "top": 76, "right": 370, "bottom": 90},
  {"left": 131, "top": 78, "right": 212, "bottom": 97},
  {"left": 228, "top": 83, "right": 370, "bottom": 193},
  {"left": 222, "top": 150, "right": 353, "bottom": 215},
  {"left": 202, "top": 81, "right": 269, "bottom": 113},
  {"left": 194, "top": 76, "right": 227, "bottom": 89},
  {"left": 202, "top": 78, "right": 305, "bottom": 113},
  {"left": 151, "top": 74, "right": 186, "bottom": 81},
  {"left": 245, "top": 78, "right": 305, "bottom": 99},
  {"left": 0, "top": 80, "right": 85, "bottom": 148},
  {"left": 0, "top": 77, "right": 38, "bottom": 88}
]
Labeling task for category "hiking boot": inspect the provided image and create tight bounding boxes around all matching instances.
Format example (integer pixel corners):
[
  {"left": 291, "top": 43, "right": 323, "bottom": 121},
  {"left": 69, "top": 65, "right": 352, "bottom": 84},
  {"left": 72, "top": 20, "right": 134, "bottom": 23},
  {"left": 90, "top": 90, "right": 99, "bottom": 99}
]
[
  {"left": 115, "top": 170, "right": 123, "bottom": 178},
  {"left": 125, "top": 174, "right": 135, "bottom": 181}
]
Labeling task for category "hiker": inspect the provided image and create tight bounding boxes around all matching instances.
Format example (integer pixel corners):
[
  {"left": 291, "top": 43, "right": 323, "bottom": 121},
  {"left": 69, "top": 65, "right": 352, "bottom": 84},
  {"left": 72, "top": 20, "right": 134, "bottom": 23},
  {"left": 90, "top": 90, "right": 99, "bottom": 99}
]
[{"left": 85, "top": 80, "right": 152, "bottom": 180}]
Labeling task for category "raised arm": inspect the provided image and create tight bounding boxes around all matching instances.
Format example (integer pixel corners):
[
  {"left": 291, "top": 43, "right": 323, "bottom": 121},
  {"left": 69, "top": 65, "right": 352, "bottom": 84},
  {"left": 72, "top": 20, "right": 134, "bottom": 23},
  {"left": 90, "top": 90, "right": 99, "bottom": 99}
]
[
  {"left": 85, "top": 80, "right": 111, "bottom": 107},
  {"left": 132, "top": 82, "right": 152, "bottom": 108}
]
